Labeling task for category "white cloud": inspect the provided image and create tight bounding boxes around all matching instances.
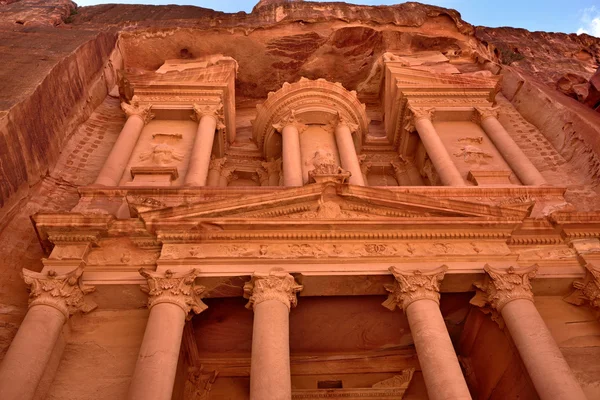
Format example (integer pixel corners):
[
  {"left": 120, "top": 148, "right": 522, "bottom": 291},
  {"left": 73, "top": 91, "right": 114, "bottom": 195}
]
[{"left": 577, "top": 6, "right": 600, "bottom": 37}]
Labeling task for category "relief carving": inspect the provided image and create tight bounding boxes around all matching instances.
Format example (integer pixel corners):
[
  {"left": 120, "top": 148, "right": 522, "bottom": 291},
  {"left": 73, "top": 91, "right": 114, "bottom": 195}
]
[
  {"left": 243, "top": 269, "right": 303, "bottom": 311},
  {"left": 382, "top": 265, "right": 447, "bottom": 311},
  {"left": 564, "top": 263, "right": 600, "bottom": 309},
  {"left": 139, "top": 269, "right": 207, "bottom": 317},
  {"left": 453, "top": 145, "right": 493, "bottom": 164},
  {"left": 22, "top": 266, "right": 97, "bottom": 318},
  {"left": 209, "top": 156, "right": 227, "bottom": 172},
  {"left": 458, "top": 136, "right": 484, "bottom": 144},
  {"left": 372, "top": 368, "right": 415, "bottom": 389},
  {"left": 138, "top": 143, "right": 184, "bottom": 165},
  {"left": 471, "top": 264, "right": 538, "bottom": 311},
  {"left": 184, "top": 367, "right": 219, "bottom": 400}
]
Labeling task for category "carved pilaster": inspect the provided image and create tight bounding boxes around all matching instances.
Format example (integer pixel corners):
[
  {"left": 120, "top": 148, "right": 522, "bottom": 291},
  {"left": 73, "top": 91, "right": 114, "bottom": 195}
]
[
  {"left": 22, "top": 265, "right": 97, "bottom": 318},
  {"left": 139, "top": 269, "right": 207, "bottom": 318},
  {"left": 565, "top": 263, "right": 600, "bottom": 309},
  {"left": 121, "top": 102, "right": 155, "bottom": 125},
  {"left": 272, "top": 110, "right": 307, "bottom": 134},
  {"left": 472, "top": 264, "right": 538, "bottom": 312},
  {"left": 474, "top": 106, "right": 500, "bottom": 124},
  {"left": 244, "top": 270, "right": 303, "bottom": 311},
  {"left": 191, "top": 103, "right": 226, "bottom": 129},
  {"left": 208, "top": 156, "right": 227, "bottom": 172},
  {"left": 382, "top": 265, "right": 447, "bottom": 311}
]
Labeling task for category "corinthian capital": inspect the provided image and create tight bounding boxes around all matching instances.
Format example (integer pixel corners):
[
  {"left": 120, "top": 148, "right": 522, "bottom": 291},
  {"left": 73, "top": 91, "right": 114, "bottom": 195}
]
[
  {"left": 474, "top": 107, "right": 500, "bottom": 124},
  {"left": 261, "top": 158, "right": 282, "bottom": 175},
  {"left": 565, "top": 263, "right": 600, "bottom": 309},
  {"left": 272, "top": 110, "right": 307, "bottom": 134},
  {"left": 209, "top": 156, "right": 227, "bottom": 172},
  {"left": 139, "top": 269, "right": 207, "bottom": 318},
  {"left": 382, "top": 265, "right": 447, "bottom": 311},
  {"left": 121, "top": 102, "right": 155, "bottom": 124},
  {"left": 244, "top": 269, "right": 303, "bottom": 311},
  {"left": 408, "top": 106, "right": 435, "bottom": 123},
  {"left": 326, "top": 112, "right": 359, "bottom": 134},
  {"left": 22, "top": 266, "right": 97, "bottom": 318},
  {"left": 191, "top": 103, "right": 226, "bottom": 129},
  {"left": 473, "top": 264, "right": 538, "bottom": 311}
]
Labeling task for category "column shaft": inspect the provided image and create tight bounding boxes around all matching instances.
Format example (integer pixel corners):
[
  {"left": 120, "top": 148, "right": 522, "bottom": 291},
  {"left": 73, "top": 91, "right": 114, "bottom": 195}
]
[
  {"left": 95, "top": 115, "right": 145, "bottom": 186},
  {"left": 0, "top": 305, "right": 66, "bottom": 400},
  {"left": 128, "top": 303, "right": 186, "bottom": 400},
  {"left": 184, "top": 115, "right": 217, "bottom": 186},
  {"left": 406, "top": 300, "right": 472, "bottom": 400},
  {"left": 480, "top": 116, "right": 546, "bottom": 185},
  {"left": 414, "top": 118, "right": 465, "bottom": 186},
  {"left": 250, "top": 300, "right": 292, "bottom": 400},
  {"left": 335, "top": 124, "right": 365, "bottom": 186},
  {"left": 282, "top": 125, "right": 303, "bottom": 187},
  {"left": 501, "top": 299, "right": 587, "bottom": 400}
]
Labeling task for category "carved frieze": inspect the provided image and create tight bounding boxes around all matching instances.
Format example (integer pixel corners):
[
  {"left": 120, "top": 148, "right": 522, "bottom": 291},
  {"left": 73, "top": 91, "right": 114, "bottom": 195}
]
[
  {"left": 471, "top": 264, "right": 538, "bottom": 311},
  {"left": 121, "top": 102, "right": 155, "bottom": 125},
  {"left": 22, "top": 266, "right": 97, "bottom": 318},
  {"left": 139, "top": 269, "right": 207, "bottom": 317},
  {"left": 160, "top": 241, "right": 510, "bottom": 260},
  {"left": 244, "top": 269, "right": 303, "bottom": 311},
  {"left": 382, "top": 266, "right": 447, "bottom": 311},
  {"left": 86, "top": 239, "right": 160, "bottom": 266}
]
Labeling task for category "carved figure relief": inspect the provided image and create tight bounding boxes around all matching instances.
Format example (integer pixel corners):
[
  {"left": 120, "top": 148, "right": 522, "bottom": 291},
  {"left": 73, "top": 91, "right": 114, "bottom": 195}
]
[
  {"left": 139, "top": 143, "right": 184, "bottom": 165},
  {"left": 453, "top": 145, "right": 494, "bottom": 164},
  {"left": 307, "top": 150, "right": 344, "bottom": 175}
]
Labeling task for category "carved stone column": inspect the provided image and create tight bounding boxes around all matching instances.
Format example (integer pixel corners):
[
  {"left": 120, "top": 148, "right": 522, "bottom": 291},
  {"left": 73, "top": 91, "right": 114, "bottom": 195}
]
[
  {"left": 383, "top": 266, "right": 471, "bottom": 400},
  {"left": 244, "top": 270, "right": 303, "bottom": 400},
  {"left": 0, "top": 266, "right": 96, "bottom": 400},
  {"left": 473, "top": 265, "right": 586, "bottom": 400},
  {"left": 333, "top": 114, "right": 365, "bottom": 186},
  {"left": 206, "top": 156, "right": 227, "bottom": 187},
  {"left": 184, "top": 103, "right": 225, "bottom": 186},
  {"left": 273, "top": 112, "right": 305, "bottom": 187},
  {"left": 409, "top": 107, "right": 465, "bottom": 186},
  {"left": 476, "top": 107, "right": 546, "bottom": 186},
  {"left": 95, "top": 103, "right": 154, "bottom": 186},
  {"left": 261, "top": 158, "right": 282, "bottom": 186},
  {"left": 128, "top": 269, "right": 207, "bottom": 400}
]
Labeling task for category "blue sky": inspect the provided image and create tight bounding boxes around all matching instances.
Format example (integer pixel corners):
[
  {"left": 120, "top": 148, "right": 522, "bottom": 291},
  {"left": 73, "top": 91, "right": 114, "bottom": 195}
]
[{"left": 74, "top": 0, "right": 600, "bottom": 36}]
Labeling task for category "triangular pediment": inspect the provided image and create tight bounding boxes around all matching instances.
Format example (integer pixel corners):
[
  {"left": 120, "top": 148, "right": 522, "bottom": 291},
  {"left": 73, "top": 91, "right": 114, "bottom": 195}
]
[{"left": 138, "top": 183, "right": 529, "bottom": 224}]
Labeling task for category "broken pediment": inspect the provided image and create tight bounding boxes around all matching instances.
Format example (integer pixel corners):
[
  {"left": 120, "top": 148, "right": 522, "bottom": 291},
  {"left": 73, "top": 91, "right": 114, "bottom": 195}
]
[{"left": 138, "top": 182, "right": 530, "bottom": 225}]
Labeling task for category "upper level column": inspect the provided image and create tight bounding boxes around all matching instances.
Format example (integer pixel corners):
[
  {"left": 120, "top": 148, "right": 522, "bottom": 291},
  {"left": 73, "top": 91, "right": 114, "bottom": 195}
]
[
  {"left": 273, "top": 112, "right": 306, "bottom": 187},
  {"left": 476, "top": 107, "right": 546, "bottom": 186},
  {"left": 333, "top": 114, "right": 365, "bottom": 186},
  {"left": 409, "top": 107, "right": 465, "bottom": 186},
  {"left": 0, "top": 266, "right": 96, "bottom": 400},
  {"left": 244, "top": 269, "right": 303, "bottom": 400},
  {"left": 473, "top": 265, "right": 587, "bottom": 400},
  {"left": 95, "top": 103, "right": 154, "bottom": 186},
  {"left": 185, "top": 103, "right": 225, "bottom": 186},
  {"left": 128, "top": 269, "right": 207, "bottom": 400},
  {"left": 383, "top": 266, "right": 472, "bottom": 400}
]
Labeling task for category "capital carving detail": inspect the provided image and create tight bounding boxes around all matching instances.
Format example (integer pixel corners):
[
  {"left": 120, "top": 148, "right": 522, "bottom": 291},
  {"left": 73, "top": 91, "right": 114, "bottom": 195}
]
[
  {"left": 243, "top": 270, "right": 303, "bottom": 311},
  {"left": 191, "top": 103, "right": 226, "bottom": 129},
  {"left": 473, "top": 264, "right": 538, "bottom": 312},
  {"left": 23, "top": 266, "right": 97, "bottom": 319},
  {"left": 261, "top": 158, "right": 282, "bottom": 175},
  {"left": 327, "top": 112, "right": 359, "bottom": 134},
  {"left": 121, "top": 102, "right": 155, "bottom": 125},
  {"left": 358, "top": 154, "right": 372, "bottom": 175},
  {"left": 382, "top": 265, "right": 447, "bottom": 311},
  {"left": 408, "top": 106, "right": 435, "bottom": 123},
  {"left": 272, "top": 110, "right": 307, "bottom": 134},
  {"left": 565, "top": 263, "right": 600, "bottom": 309},
  {"left": 475, "top": 107, "right": 500, "bottom": 123},
  {"left": 209, "top": 156, "right": 227, "bottom": 172},
  {"left": 139, "top": 269, "right": 207, "bottom": 318},
  {"left": 220, "top": 166, "right": 238, "bottom": 183}
]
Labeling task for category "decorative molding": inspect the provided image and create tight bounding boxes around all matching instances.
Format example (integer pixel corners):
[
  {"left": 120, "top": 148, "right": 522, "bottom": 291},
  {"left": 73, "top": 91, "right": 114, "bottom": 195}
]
[
  {"left": 471, "top": 264, "right": 538, "bottom": 312},
  {"left": 243, "top": 269, "right": 303, "bottom": 311},
  {"left": 565, "top": 263, "right": 600, "bottom": 309},
  {"left": 139, "top": 269, "right": 207, "bottom": 317},
  {"left": 22, "top": 265, "right": 97, "bottom": 318},
  {"left": 121, "top": 102, "right": 155, "bottom": 125},
  {"left": 382, "top": 265, "right": 447, "bottom": 311}
]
